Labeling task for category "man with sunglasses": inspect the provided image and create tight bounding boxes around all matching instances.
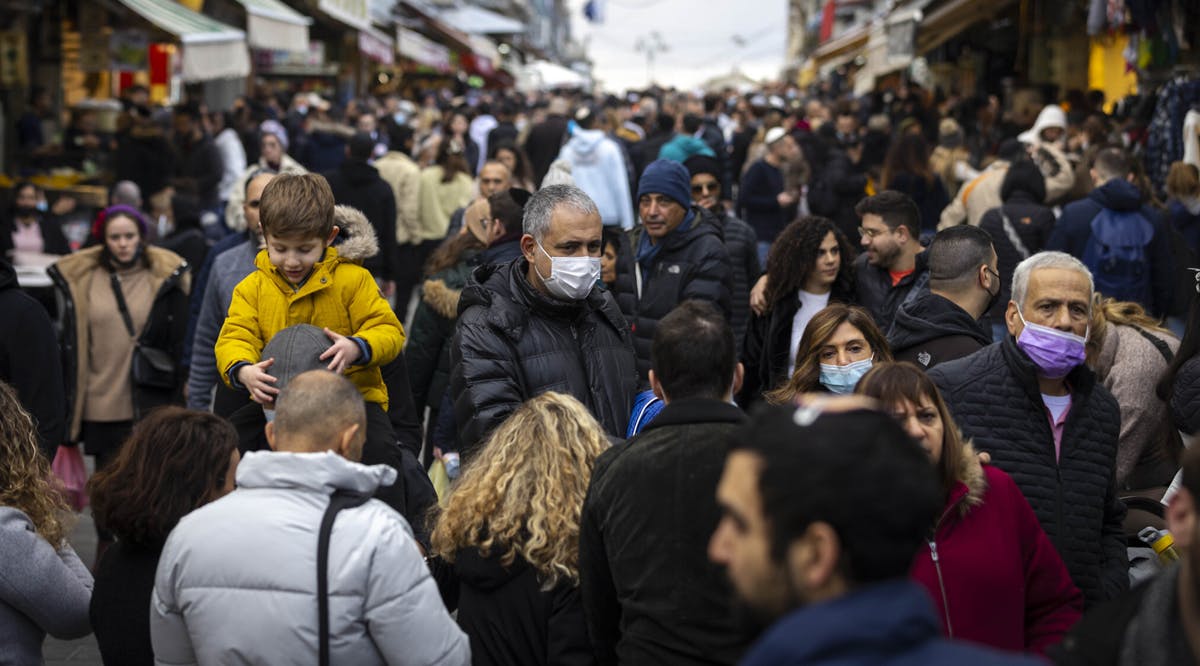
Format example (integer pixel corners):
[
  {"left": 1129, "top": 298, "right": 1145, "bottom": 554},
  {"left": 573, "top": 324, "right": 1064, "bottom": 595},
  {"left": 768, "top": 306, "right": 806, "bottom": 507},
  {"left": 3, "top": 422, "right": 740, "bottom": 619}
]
[
  {"left": 854, "top": 190, "right": 929, "bottom": 333},
  {"left": 686, "top": 154, "right": 760, "bottom": 350}
]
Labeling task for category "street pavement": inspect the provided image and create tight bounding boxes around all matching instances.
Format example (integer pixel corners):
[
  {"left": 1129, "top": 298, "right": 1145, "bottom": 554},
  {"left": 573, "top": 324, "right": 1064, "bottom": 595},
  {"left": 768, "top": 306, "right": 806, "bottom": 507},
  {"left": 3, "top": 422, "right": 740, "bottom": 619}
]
[{"left": 43, "top": 462, "right": 103, "bottom": 666}]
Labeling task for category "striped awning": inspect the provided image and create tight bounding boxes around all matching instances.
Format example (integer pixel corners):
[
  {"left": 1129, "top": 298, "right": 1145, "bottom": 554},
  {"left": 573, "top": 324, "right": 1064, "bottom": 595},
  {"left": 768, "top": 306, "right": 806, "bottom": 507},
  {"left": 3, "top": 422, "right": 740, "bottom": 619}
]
[
  {"left": 233, "top": 0, "right": 312, "bottom": 52},
  {"left": 116, "top": 0, "right": 250, "bottom": 81}
]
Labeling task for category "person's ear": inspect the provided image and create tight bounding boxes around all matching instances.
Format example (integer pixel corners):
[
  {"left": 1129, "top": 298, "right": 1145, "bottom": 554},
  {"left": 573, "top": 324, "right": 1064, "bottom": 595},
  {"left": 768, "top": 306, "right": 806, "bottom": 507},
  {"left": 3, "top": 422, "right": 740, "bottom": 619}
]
[
  {"left": 326, "top": 225, "right": 340, "bottom": 245},
  {"left": 520, "top": 233, "right": 538, "bottom": 264},
  {"left": 649, "top": 370, "right": 666, "bottom": 401},
  {"left": 1167, "top": 489, "right": 1198, "bottom": 549},
  {"left": 787, "top": 521, "right": 842, "bottom": 592},
  {"left": 264, "top": 420, "right": 277, "bottom": 451},
  {"left": 1005, "top": 300, "right": 1021, "bottom": 338},
  {"left": 335, "top": 423, "right": 363, "bottom": 461}
]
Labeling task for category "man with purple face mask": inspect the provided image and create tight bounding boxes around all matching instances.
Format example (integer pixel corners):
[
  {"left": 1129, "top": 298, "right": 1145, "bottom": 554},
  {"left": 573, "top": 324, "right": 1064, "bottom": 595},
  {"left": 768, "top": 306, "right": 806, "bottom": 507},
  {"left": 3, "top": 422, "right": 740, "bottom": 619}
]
[{"left": 930, "top": 251, "right": 1128, "bottom": 610}]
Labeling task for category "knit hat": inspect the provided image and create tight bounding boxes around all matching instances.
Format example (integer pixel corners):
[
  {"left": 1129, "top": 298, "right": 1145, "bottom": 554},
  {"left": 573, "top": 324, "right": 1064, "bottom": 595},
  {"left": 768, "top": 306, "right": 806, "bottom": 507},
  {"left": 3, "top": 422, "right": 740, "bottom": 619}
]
[
  {"left": 261, "top": 324, "right": 330, "bottom": 393},
  {"left": 1171, "top": 357, "right": 1200, "bottom": 435},
  {"left": 91, "top": 204, "right": 149, "bottom": 242},
  {"left": 684, "top": 154, "right": 721, "bottom": 179},
  {"left": 259, "top": 119, "right": 289, "bottom": 152},
  {"left": 637, "top": 159, "right": 692, "bottom": 208},
  {"left": 764, "top": 126, "right": 788, "bottom": 147}
]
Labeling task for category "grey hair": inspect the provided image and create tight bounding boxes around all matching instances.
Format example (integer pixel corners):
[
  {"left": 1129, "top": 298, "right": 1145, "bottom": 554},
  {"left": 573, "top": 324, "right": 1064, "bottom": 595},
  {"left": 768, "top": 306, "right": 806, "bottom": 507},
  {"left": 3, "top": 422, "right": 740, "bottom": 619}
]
[
  {"left": 1011, "top": 251, "right": 1094, "bottom": 311},
  {"left": 522, "top": 184, "right": 599, "bottom": 242}
]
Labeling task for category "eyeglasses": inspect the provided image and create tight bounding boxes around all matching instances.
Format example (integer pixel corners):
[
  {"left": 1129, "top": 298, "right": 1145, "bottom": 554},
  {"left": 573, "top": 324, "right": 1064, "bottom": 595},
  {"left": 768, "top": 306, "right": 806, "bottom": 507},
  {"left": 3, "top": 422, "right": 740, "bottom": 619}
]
[
  {"left": 691, "top": 181, "right": 720, "bottom": 195},
  {"left": 858, "top": 226, "right": 890, "bottom": 239}
]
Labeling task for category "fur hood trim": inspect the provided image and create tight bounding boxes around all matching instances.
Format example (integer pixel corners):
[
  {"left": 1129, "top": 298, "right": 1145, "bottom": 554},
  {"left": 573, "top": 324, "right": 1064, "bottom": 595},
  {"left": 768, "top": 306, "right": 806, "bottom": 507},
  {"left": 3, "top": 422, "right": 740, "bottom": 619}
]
[
  {"left": 954, "top": 440, "right": 988, "bottom": 516},
  {"left": 423, "top": 278, "right": 461, "bottom": 320},
  {"left": 334, "top": 205, "right": 378, "bottom": 262}
]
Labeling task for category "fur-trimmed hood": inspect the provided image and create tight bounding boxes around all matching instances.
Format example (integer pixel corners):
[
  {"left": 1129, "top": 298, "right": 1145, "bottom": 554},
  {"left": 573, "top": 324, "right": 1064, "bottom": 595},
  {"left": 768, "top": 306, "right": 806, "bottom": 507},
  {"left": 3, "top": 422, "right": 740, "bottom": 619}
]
[
  {"left": 950, "top": 440, "right": 988, "bottom": 518},
  {"left": 333, "top": 205, "right": 378, "bottom": 262},
  {"left": 422, "top": 278, "right": 461, "bottom": 320}
]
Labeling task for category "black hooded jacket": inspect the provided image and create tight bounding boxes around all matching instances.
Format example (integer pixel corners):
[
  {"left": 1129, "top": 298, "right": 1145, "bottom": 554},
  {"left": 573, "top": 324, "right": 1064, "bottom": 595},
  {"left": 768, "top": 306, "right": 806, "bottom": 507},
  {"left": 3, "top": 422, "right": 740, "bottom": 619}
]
[
  {"left": 324, "top": 161, "right": 397, "bottom": 281},
  {"left": 887, "top": 292, "right": 991, "bottom": 370},
  {"left": 450, "top": 259, "right": 638, "bottom": 455},
  {"left": 855, "top": 250, "right": 930, "bottom": 334},
  {"left": 435, "top": 548, "right": 593, "bottom": 666},
  {"left": 612, "top": 206, "right": 732, "bottom": 381},
  {"left": 0, "top": 260, "right": 65, "bottom": 458}
]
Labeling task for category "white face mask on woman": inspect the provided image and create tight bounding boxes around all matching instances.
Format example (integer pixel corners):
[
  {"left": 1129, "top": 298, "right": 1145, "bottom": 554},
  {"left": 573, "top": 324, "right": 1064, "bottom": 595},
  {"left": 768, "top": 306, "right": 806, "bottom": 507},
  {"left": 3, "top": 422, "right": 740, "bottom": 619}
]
[{"left": 535, "top": 242, "right": 601, "bottom": 301}]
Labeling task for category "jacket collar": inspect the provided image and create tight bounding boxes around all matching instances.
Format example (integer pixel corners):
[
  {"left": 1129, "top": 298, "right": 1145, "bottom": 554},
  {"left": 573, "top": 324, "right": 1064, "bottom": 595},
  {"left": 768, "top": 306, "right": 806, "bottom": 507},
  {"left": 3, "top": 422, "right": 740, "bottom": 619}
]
[
  {"left": 255, "top": 245, "right": 340, "bottom": 297},
  {"left": 641, "top": 398, "right": 744, "bottom": 433},
  {"left": 235, "top": 450, "right": 397, "bottom": 495}
]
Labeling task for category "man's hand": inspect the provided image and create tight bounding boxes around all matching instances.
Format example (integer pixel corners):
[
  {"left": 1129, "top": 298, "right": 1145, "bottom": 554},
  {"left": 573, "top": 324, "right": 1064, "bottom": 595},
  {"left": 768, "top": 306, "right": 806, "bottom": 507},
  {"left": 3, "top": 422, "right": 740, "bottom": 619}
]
[
  {"left": 237, "top": 358, "right": 279, "bottom": 404},
  {"left": 50, "top": 196, "right": 76, "bottom": 216},
  {"left": 750, "top": 274, "right": 769, "bottom": 316},
  {"left": 776, "top": 191, "right": 797, "bottom": 207},
  {"left": 320, "top": 328, "right": 362, "bottom": 374}
]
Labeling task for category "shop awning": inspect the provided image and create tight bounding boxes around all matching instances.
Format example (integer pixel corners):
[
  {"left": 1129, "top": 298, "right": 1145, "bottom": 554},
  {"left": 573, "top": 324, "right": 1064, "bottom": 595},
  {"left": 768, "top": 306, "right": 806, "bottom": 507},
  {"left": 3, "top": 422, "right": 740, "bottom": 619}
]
[
  {"left": 517, "top": 60, "right": 587, "bottom": 92},
  {"left": 811, "top": 23, "right": 870, "bottom": 67},
  {"left": 116, "top": 0, "right": 250, "bottom": 81},
  {"left": 396, "top": 26, "right": 452, "bottom": 72},
  {"left": 318, "top": 0, "right": 372, "bottom": 32},
  {"left": 233, "top": 0, "right": 312, "bottom": 52},
  {"left": 359, "top": 25, "right": 396, "bottom": 64},
  {"left": 437, "top": 5, "right": 525, "bottom": 35},
  {"left": 916, "top": 0, "right": 1016, "bottom": 54}
]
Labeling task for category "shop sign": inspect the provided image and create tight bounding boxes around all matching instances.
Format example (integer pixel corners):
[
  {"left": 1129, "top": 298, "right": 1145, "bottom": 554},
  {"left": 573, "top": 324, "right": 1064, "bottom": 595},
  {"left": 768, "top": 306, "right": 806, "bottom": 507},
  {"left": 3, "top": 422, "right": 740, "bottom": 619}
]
[
  {"left": 254, "top": 40, "right": 326, "bottom": 69},
  {"left": 397, "top": 27, "right": 451, "bottom": 72},
  {"left": 79, "top": 3, "right": 109, "bottom": 73},
  {"left": 111, "top": 30, "right": 149, "bottom": 72},
  {"left": 359, "top": 30, "right": 394, "bottom": 65},
  {"left": 0, "top": 31, "right": 27, "bottom": 86},
  {"left": 887, "top": 18, "right": 915, "bottom": 61}
]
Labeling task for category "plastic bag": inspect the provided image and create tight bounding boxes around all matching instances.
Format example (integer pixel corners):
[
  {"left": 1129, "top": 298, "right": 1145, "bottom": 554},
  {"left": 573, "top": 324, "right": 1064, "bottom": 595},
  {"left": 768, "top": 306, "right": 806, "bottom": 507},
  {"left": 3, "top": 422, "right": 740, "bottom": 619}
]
[
  {"left": 429, "top": 458, "right": 450, "bottom": 507},
  {"left": 51, "top": 445, "right": 88, "bottom": 512}
]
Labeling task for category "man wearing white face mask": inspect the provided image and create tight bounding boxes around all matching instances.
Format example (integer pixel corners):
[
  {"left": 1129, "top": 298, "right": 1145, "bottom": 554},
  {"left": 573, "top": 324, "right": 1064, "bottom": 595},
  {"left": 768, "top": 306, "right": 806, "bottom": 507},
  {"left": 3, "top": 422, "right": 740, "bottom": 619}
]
[
  {"left": 449, "top": 184, "right": 638, "bottom": 455},
  {"left": 930, "top": 251, "right": 1128, "bottom": 609}
]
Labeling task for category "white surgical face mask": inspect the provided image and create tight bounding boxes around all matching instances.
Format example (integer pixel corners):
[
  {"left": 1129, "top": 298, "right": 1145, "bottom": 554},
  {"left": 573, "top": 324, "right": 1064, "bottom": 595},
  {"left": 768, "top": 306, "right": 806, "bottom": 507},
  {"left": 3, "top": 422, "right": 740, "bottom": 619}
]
[{"left": 535, "top": 241, "right": 600, "bottom": 301}]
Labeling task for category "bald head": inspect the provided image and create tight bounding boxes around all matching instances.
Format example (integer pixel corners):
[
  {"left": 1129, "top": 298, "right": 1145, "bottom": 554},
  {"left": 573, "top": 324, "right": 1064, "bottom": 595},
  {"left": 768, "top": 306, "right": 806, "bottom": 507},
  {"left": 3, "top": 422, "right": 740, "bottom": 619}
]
[
  {"left": 269, "top": 370, "right": 366, "bottom": 459},
  {"left": 478, "top": 161, "right": 511, "bottom": 197},
  {"left": 111, "top": 180, "right": 142, "bottom": 209},
  {"left": 244, "top": 172, "right": 275, "bottom": 240}
]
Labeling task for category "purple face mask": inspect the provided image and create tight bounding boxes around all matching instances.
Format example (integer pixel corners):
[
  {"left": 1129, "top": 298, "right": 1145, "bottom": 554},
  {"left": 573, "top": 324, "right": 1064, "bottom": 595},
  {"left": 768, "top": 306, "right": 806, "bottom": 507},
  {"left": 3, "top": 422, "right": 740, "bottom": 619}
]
[{"left": 1016, "top": 310, "right": 1088, "bottom": 379}]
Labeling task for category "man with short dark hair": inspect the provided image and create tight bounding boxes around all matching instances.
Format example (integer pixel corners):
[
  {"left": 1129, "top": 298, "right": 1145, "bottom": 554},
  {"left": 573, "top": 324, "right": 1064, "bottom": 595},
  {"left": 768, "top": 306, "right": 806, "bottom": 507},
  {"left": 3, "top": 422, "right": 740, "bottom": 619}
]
[
  {"left": 709, "top": 400, "right": 1040, "bottom": 665},
  {"left": 171, "top": 103, "right": 223, "bottom": 211},
  {"left": 888, "top": 225, "right": 998, "bottom": 368},
  {"left": 581, "top": 300, "right": 752, "bottom": 665},
  {"left": 855, "top": 190, "right": 930, "bottom": 332},
  {"left": 323, "top": 132, "right": 398, "bottom": 287},
  {"left": 1047, "top": 146, "right": 1173, "bottom": 317}
]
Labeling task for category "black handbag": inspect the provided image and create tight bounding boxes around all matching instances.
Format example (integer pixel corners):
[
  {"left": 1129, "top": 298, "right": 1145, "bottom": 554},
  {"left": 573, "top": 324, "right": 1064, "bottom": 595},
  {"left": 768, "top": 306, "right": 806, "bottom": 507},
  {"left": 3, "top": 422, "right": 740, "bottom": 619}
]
[{"left": 110, "top": 273, "right": 177, "bottom": 390}]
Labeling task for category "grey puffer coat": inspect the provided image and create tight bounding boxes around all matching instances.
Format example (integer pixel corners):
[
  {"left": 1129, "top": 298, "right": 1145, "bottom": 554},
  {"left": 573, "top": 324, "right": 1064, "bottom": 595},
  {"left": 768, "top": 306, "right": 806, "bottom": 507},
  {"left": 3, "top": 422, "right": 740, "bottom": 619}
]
[
  {"left": 150, "top": 450, "right": 470, "bottom": 665},
  {"left": 929, "top": 337, "right": 1128, "bottom": 609}
]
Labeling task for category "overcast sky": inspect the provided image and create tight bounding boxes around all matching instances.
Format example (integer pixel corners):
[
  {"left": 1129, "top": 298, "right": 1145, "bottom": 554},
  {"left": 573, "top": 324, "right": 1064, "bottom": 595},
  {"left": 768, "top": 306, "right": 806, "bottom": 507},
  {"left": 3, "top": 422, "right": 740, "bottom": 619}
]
[{"left": 565, "top": 0, "right": 788, "bottom": 92}]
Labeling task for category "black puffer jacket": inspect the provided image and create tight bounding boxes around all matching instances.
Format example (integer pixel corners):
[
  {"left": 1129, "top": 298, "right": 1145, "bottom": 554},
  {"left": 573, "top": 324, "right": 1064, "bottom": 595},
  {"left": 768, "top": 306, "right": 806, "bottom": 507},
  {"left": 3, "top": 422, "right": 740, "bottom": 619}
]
[
  {"left": 717, "top": 210, "right": 760, "bottom": 351},
  {"left": 855, "top": 251, "right": 929, "bottom": 334},
  {"left": 612, "top": 207, "right": 732, "bottom": 380},
  {"left": 978, "top": 192, "right": 1055, "bottom": 319},
  {"left": 0, "top": 260, "right": 65, "bottom": 458},
  {"left": 887, "top": 292, "right": 991, "bottom": 369},
  {"left": 324, "top": 161, "right": 397, "bottom": 281},
  {"left": 929, "top": 337, "right": 1128, "bottom": 608},
  {"left": 450, "top": 259, "right": 638, "bottom": 455}
]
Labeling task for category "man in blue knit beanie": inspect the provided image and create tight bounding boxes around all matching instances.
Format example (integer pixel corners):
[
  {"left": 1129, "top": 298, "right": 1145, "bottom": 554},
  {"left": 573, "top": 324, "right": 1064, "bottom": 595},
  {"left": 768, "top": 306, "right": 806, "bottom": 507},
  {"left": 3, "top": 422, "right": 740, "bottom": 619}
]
[{"left": 611, "top": 159, "right": 733, "bottom": 384}]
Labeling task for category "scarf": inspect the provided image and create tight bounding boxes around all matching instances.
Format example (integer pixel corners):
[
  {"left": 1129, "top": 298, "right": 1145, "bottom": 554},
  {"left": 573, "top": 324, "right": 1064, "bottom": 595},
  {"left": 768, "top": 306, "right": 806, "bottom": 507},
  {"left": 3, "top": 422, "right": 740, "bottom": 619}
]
[{"left": 636, "top": 209, "right": 695, "bottom": 271}]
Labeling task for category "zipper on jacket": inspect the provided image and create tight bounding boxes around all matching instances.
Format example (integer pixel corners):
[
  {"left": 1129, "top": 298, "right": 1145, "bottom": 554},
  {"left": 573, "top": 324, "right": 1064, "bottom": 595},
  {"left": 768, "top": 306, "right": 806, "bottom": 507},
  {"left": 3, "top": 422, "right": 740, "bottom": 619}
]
[{"left": 927, "top": 540, "right": 954, "bottom": 637}]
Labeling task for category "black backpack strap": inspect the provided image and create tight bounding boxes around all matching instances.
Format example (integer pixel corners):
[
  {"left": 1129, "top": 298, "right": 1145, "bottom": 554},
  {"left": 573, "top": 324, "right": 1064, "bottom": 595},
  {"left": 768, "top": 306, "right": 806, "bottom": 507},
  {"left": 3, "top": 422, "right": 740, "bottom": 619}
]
[
  {"left": 1134, "top": 327, "right": 1175, "bottom": 364},
  {"left": 108, "top": 272, "right": 137, "bottom": 339},
  {"left": 317, "top": 490, "right": 372, "bottom": 666}
]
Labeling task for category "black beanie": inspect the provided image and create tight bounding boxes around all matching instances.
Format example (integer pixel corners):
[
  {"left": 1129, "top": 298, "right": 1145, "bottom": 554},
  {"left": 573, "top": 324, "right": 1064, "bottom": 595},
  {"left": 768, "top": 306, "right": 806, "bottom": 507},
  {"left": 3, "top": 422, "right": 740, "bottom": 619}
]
[{"left": 684, "top": 154, "right": 721, "bottom": 179}]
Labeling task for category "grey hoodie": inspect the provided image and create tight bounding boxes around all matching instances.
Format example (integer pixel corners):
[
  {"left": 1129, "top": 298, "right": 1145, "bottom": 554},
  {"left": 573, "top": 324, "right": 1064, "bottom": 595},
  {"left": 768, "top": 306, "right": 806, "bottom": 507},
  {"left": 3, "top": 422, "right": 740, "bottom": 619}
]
[{"left": 0, "top": 507, "right": 94, "bottom": 663}]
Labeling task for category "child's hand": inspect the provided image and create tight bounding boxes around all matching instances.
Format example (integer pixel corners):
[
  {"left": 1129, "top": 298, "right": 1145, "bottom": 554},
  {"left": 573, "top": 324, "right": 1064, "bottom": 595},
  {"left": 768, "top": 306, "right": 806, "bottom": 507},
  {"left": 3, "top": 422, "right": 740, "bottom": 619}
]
[
  {"left": 237, "top": 358, "right": 279, "bottom": 404},
  {"left": 320, "top": 328, "right": 361, "bottom": 374}
]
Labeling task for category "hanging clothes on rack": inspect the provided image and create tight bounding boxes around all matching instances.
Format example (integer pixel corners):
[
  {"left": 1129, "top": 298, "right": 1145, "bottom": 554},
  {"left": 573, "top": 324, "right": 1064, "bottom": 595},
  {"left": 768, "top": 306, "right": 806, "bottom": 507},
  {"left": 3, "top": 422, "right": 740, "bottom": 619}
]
[{"left": 1146, "top": 78, "right": 1200, "bottom": 192}]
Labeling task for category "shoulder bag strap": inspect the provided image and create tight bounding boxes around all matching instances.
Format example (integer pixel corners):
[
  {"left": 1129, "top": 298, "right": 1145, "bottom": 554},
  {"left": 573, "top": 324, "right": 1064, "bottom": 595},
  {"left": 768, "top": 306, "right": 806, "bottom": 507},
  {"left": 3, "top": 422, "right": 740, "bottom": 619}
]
[
  {"left": 999, "top": 210, "right": 1032, "bottom": 260},
  {"left": 108, "top": 272, "right": 137, "bottom": 339},
  {"left": 317, "top": 490, "right": 372, "bottom": 666},
  {"left": 1134, "top": 327, "right": 1175, "bottom": 364}
]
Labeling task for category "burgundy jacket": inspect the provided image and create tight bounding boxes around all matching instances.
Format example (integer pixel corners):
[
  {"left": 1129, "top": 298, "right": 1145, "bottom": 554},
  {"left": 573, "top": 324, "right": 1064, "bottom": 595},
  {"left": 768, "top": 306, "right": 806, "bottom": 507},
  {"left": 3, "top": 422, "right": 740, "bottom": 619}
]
[{"left": 910, "top": 450, "right": 1083, "bottom": 655}]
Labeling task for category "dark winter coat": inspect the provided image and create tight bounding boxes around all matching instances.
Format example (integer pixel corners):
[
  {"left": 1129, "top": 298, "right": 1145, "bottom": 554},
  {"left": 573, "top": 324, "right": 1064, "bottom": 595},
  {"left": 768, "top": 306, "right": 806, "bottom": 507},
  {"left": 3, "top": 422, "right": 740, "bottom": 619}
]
[
  {"left": 929, "top": 337, "right": 1129, "bottom": 608},
  {"left": 0, "top": 260, "right": 65, "bottom": 458},
  {"left": 612, "top": 207, "right": 732, "bottom": 380},
  {"left": 716, "top": 210, "right": 760, "bottom": 350},
  {"left": 324, "top": 161, "right": 397, "bottom": 281},
  {"left": 888, "top": 292, "right": 991, "bottom": 369},
  {"left": 807, "top": 147, "right": 868, "bottom": 244},
  {"left": 910, "top": 447, "right": 1082, "bottom": 654},
  {"left": 524, "top": 115, "right": 569, "bottom": 185},
  {"left": 887, "top": 172, "right": 950, "bottom": 235},
  {"left": 978, "top": 192, "right": 1056, "bottom": 319},
  {"left": 450, "top": 259, "right": 638, "bottom": 455},
  {"left": 49, "top": 245, "right": 189, "bottom": 443},
  {"left": 741, "top": 581, "right": 1043, "bottom": 666},
  {"left": 580, "top": 399, "right": 755, "bottom": 666},
  {"left": 172, "top": 134, "right": 223, "bottom": 209},
  {"left": 90, "top": 540, "right": 161, "bottom": 666},
  {"left": 1047, "top": 178, "right": 1174, "bottom": 317},
  {"left": 699, "top": 118, "right": 732, "bottom": 194},
  {"left": 407, "top": 257, "right": 475, "bottom": 416},
  {"left": 738, "top": 283, "right": 856, "bottom": 406},
  {"left": 855, "top": 251, "right": 930, "bottom": 334},
  {"left": 436, "top": 548, "right": 594, "bottom": 666},
  {"left": 115, "top": 128, "right": 175, "bottom": 198},
  {"left": 1167, "top": 200, "right": 1200, "bottom": 256},
  {"left": 738, "top": 159, "right": 787, "bottom": 243}
]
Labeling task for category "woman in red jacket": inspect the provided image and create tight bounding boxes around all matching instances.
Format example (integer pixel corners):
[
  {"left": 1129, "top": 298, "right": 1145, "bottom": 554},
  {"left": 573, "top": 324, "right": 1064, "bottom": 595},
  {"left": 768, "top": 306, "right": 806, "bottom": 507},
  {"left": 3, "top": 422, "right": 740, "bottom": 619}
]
[{"left": 856, "top": 361, "right": 1084, "bottom": 655}]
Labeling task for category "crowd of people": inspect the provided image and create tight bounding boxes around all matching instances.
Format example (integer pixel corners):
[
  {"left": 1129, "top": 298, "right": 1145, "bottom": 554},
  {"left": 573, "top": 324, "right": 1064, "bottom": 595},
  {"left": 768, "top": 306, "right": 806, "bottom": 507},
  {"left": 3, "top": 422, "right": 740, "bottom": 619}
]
[{"left": 2, "top": 78, "right": 1200, "bottom": 665}]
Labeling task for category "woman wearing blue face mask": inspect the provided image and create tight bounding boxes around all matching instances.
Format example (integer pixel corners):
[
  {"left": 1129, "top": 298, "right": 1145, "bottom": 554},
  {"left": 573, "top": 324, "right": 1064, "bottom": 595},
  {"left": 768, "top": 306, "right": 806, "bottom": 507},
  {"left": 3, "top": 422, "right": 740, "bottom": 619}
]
[{"left": 766, "top": 303, "right": 892, "bottom": 404}]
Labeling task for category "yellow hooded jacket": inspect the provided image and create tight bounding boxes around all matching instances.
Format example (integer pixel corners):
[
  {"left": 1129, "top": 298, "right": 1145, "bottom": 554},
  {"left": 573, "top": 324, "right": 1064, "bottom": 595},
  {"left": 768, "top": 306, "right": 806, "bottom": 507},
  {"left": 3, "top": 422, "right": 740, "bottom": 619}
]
[{"left": 215, "top": 246, "right": 404, "bottom": 410}]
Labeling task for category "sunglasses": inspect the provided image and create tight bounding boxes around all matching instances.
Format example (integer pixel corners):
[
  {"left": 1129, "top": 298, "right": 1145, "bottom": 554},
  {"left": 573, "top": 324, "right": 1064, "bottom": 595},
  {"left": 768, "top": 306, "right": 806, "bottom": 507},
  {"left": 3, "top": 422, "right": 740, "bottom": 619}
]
[{"left": 691, "top": 181, "right": 720, "bottom": 195}]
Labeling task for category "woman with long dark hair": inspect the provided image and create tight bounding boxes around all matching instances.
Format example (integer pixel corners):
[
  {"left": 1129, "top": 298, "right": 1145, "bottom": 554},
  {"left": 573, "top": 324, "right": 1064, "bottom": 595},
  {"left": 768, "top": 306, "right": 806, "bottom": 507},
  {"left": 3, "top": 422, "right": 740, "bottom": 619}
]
[
  {"left": 489, "top": 140, "right": 536, "bottom": 192},
  {"left": 856, "top": 362, "right": 1082, "bottom": 654},
  {"left": 0, "top": 381, "right": 93, "bottom": 662},
  {"left": 88, "top": 407, "right": 239, "bottom": 665},
  {"left": 764, "top": 303, "right": 891, "bottom": 404},
  {"left": 48, "top": 205, "right": 189, "bottom": 558},
  {"left": 881, "top": 133, "right": 949, "bottom": 238},
  {"left": 738, "top": 216, "right": 856, "bottom": 405}
]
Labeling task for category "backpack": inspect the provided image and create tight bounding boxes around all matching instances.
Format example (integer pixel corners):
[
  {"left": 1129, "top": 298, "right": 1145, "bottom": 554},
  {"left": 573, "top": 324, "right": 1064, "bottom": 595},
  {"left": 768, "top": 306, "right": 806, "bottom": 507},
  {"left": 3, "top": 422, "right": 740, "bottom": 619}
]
[{"left": 1081, "top": 208, "right": 1156, "bottom": 308}]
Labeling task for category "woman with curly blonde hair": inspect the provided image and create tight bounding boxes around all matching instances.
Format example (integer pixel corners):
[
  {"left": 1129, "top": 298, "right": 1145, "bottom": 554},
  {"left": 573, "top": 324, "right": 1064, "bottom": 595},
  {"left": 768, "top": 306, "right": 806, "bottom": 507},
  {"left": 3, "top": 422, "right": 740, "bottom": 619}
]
[
  {"left": 0, "top": 381, "right": 94, "bottom": 661},
  {"left": 430, "top": 391, "right": 608, "bottom": 666}
]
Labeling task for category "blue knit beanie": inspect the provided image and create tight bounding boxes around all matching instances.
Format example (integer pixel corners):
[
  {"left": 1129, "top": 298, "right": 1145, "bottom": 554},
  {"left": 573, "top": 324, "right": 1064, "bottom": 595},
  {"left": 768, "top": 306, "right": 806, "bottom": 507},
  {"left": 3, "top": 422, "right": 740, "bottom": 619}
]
[{"left": 638, "top": 159, "right": 692, "bottom": 209}]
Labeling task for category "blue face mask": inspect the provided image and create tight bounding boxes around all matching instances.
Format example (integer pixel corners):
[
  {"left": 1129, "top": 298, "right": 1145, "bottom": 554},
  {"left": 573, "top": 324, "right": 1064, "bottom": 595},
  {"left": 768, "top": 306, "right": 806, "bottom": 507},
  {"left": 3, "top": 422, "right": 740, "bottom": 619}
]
[{"left": 818, "top": 357, "right": 874, "bottom": 395}]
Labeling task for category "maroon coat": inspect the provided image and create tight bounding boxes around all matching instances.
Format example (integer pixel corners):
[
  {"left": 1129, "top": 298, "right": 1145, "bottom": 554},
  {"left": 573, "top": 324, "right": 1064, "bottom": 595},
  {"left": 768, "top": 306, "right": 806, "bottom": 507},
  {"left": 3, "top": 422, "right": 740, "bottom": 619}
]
[{"left": 910, "top": 452, "right": 1083, "bottom": 655}]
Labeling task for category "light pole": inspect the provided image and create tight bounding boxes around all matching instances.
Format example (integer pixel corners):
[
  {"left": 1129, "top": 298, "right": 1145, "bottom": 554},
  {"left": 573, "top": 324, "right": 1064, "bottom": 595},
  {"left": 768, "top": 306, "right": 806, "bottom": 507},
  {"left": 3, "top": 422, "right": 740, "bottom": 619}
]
[{"left": 634, "top": 31, "right": 668, "bottom": 86}]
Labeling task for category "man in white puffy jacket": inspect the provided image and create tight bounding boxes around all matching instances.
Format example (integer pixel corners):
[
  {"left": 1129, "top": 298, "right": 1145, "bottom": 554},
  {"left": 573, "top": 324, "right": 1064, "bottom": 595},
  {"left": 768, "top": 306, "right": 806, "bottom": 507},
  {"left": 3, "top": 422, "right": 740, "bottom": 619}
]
[{"left": 150, "top": 370, "right": 470, "bottom": 666}]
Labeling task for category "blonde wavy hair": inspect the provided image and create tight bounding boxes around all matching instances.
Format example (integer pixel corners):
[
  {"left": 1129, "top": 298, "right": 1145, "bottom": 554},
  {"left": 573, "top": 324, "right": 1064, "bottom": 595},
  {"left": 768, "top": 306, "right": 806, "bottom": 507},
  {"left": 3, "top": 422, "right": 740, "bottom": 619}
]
[
  {"left": 0, "top": 381, "right": 71, "bottom": 545},
  {"left": 1087, "top": 294, "right": 1172, "bottom": 354},
  {"left": 430, "top": 392, "right": 609, "bottom": 587}
]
